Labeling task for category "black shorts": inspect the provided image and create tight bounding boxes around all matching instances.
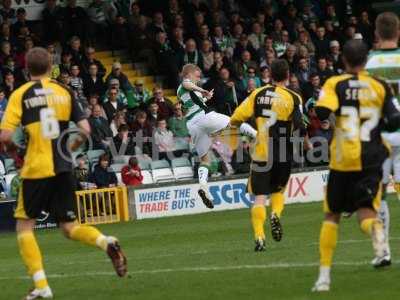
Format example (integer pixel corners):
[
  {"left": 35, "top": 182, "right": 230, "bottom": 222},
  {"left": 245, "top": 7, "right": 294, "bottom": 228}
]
[
  {"left": 14, "top": 172, "right": 78, "bottom": 222},
  {"left": 247, "top": 161, "right": 291, "bottom": 195},
  {"left": 325, "top": 169, "right": 382, "bottom": 214}
]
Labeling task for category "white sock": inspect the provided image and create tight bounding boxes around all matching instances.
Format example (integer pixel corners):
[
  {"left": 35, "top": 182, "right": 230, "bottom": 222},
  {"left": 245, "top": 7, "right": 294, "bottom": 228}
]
[
  {"left": 198, "top": 166, "right": 209, "bottom": 185},
  {"left": 378, "top": 200, "right": 391, "bottom": 256},
  {"left": 318, "top": 266, "right": 331, "bottom": 283},
  {"left": 239, "top": 123, "right": 257, "bottom": 139}
]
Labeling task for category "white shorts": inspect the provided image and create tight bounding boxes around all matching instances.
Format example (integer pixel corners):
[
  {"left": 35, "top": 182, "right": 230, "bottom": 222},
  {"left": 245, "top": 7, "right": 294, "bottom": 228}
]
[
  {"left": 186, "top": 111, "right": 230, "bottom": 157},
  {"left": 382, "top": 146, "right": 400, "bottom": 184}
]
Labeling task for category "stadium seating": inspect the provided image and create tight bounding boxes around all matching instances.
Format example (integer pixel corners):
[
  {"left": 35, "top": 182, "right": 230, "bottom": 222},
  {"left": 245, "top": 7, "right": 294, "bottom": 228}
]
[
  {"left": 112, "top": 155, "right": 132, "bottom": 165},
  {"left": 151, "top": 160, "right": 175, "bottom": 183},
  {"left": 171, "top": 157, "right": 194, "bottom": 180},
  {"left": 4, "top": 158, "right": 17, "bottom": 174},
  {"left": 87, "top": 149, "right": 106, "bottom": 165},
  {"left": 110, "top": 163, "right": 125, "bottom": 173}
]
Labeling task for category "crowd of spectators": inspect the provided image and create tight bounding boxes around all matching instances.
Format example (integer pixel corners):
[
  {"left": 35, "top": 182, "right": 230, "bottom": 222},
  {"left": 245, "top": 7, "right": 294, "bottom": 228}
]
[{"left": 0, "top": 0, "right": 381, "bottom": 191}]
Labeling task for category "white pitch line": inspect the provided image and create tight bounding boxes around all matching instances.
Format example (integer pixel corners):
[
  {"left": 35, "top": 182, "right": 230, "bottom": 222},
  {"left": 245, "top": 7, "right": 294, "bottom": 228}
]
[
  {"left": 309, "top": 236, "right": 400, "bottom": 246},
  {"left": 0, "top": 260, "right": 398, "bottom": 281}
]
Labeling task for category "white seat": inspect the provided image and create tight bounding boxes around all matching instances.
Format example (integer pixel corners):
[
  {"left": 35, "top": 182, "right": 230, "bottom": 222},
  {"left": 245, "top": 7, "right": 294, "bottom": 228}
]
[
  {"left": 110, "top": 163, "right": 125, "bottom": 173},
  {"left": 112, "top": 155, "right": 132, "bottom": 164},
  {"left": 116, "top": 172, "right": 123, "bottom": 185},
  {"left": 141, "top": 170, "right": 154, "bottom": 184},
  {"left": 173, "top": 166, "right": 194, "bottom": 180},
  {"left": 152, "top": 168, "right": 175, "bottom": 183}
]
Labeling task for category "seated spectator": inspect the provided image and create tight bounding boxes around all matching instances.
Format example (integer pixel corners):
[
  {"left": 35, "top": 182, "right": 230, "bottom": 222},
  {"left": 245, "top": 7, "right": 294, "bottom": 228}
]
[
  {"left": 74, "top": 154, "right": 93, "bottom": 190},
  {"left": 1, "top": 72, "right": 18, "bottom": 98},
  {"left": 121, "top": 157, "right": 143, "bottom": 186},
  {"left": 241, "top": 66, "right": 261, "bottom": 89},
  {"left": 313, "top": 26, "right": 330, "bottom": 57},
  {"left": 0, "top": 88, "right": 8, "bottom": 120},
  {"left": 208, "top": 51, "right": 232, "bottom": 80},
  {"left": 59, "top": 50, "right": 73, "bottom": 74},
  {"left": 260, "top": 66, "right": 271, "bottom": 86},
  {"left": 147, "top": 101, "right": 160, "bottom": 127},
  {"left": 0, "top": 41, "right": 14, "bottom": 65},
  {"left": 295, "top": 57, "right": 314, "bottom": 86},
  {"left": 211, "top": 25, "right": 233, "bottom": 57},
  {"left": 2, "top": 56, "right": 25, "bottom": 84},
  {"left": 105, "top": 62, "right": 132, "bottom": 92},
  {"left": 15, "top": 38, "right": 34, "bottom": 69},
  {"left": 168, "top": 103, "right": 189, "bottom": 138},
  {"left": 103, "top": 87, "right": 125, "bottom": 122},
  {"left": 231, "top": 136, "right": 252, "bottom": 174},
  {"left": 110, "top": 111, "right": 127, "bottom": 137},
  {"left": 0, "top": 0, "right": 16, "bottom": 24},
  {"left": 177, "top": 39, "right": 204, "bottom": 71},
  {"left": 240, "top": 78, "right": 257, "bottom": 103},
  {"left": 129, "top": 15, "right": 153, "bottom": 63},
  {"left": 288, "top": 74, "right": 302, "bottom": 95},
  {"left": 154, "top": 118, "right": 175, "bottom": 160},
  {"left": 281, "top": 44, "right": 298, "bottom": 72},
  {"left": 233, "top": 34, "right": 257, "bottom": 62},
  {"left": 87, "top": 94, "right": 106, "bottom": 118},
  {"left": 294, "top": 30, "right": 315, "bottom": 57},
  {"left": 131, "top": 79, "right": 151, "bottom": 109},
  {"left": 148, "top": 11, "right": 168, "bottom": 40},
  {"left": 329, "top": 40, "right": 343, "bottom": 74},
  {"left": 302, "top": 72, "right": 321, "bottom": 101},
  {"left": 111, "top": 15, "right": 130, "bottom": 50},
  {"left": 211, "top": 136, "right": 233, "bottom": 175},
  {"left": 130, "top": 111, "right": 153, "bottom": 156},
  {"left": 70, "top": 64, "right": 85, "bottom": 100},
  {"left": 0, "top": 23, "right": 15, "bottom": 48},
  {"left": 42, "top": 0, "right": 64, "bottom": 43},
  {"left": 112, "top": 124, "right": 135, "bottom": 156},
  {"left": 206, "top": 67, "right": 237, "bottom": 114},
  {"left": 12, "top": 8, "right": 32, "bottom": 38},
  {"left": 316, "top": 56, "right": 335, "bottom": 84},
  {"left": 83, "top": 63, "right": 106, "bottom": 98},
  {"left": 248, "top": 22, "right": 266, "bottom": 50},
  {"left": 104, "top": 79, "right": 127, "bottom": 106},
  {"left": 68, "top": 36, "right": 84, "bottom": 64},
  {"left": 233, "top": 50, "right": 258, "bottom": 80},
  {"left": 63, "top": 0, "right": 87, "bottom": 42},
  {"left": 200, "top": 39, "right": 214, "bottom": 76},
  {"left": 88, "top": 104, "right": 113, "bottom": 150},
  {"left": 90, "top": 154, "right": 118, "bottom": 188},
  {"left": 81, "top": 46, "right": 106, "bottom": 78},
  {"left": 87, "top": 0, "right": 116, "bottom": 44},
  {"left": 259, "top": 49, "right": 276, "bottom": 69},
  {"left": 148, "top": 86, "right": 173, "bottom": 120}
]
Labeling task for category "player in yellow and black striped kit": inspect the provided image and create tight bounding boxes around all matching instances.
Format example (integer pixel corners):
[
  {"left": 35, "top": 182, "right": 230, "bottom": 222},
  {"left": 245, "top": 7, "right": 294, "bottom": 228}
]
[
  {"left": 230, "top": 59, "right": 306, "bottom": 251},
  {"left": 312, "top": 40, "right": 400, "bottom": 292},
  {"left": 0, "top": 48, "right": 127, "bottom": 299}
]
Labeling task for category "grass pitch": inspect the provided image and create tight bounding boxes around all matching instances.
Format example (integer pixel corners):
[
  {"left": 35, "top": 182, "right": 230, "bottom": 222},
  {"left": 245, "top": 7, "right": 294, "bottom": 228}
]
[{"left": 1, "top": 197, "right": 400, "bottom": 300}]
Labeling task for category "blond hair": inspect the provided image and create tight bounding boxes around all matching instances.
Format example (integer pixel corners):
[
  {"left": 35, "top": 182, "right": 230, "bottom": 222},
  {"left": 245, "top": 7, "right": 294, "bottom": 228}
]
[{"left": 181, "top": 64, "right": 201, "bottom": 78}]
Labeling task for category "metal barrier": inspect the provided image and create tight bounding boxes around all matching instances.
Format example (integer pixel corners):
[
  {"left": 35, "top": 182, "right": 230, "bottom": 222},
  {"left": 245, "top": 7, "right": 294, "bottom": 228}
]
[{"left": 75, "top": 186, "right": 129, "bottom": 225}]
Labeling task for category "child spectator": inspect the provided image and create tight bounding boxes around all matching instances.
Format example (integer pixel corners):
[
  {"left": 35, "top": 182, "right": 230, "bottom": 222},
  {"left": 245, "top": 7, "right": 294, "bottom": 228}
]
[
  {"left": 121, "top": 157, "right": 143, "bottom": 186},
  {"left": 90, "top": 154, "right": 118, "bottom": 188}
]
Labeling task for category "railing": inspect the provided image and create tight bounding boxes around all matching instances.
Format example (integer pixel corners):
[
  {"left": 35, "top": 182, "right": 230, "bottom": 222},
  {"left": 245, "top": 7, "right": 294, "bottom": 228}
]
[{"left": 75, "top": 186, "right": 129, "bottom": 225}]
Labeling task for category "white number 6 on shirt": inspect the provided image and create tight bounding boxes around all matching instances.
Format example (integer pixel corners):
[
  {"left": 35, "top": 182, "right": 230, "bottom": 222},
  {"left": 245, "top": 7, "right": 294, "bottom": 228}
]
[{"left": 40, "top": 107, "right": 60, "bottom": 139}]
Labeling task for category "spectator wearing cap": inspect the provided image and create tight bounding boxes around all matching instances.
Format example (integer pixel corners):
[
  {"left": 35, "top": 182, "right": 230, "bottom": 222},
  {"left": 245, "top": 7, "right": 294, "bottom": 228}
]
[
  {"left": 88, "top": 104, "right": 113, "bottom": 150},
  {"left": 168, "top": 103, "right": 189, "bottom": 138},
  {"left": 121, "top": 157, "right": 143, "bottom": 186},
  {"left": 103, "top": 87, "right": 125, "bottom": 122},
  {"left": 106, "top": 62, "right": 132, "bottom": 92},
  {"left": 148, "top": 86, "right": 174, "bottom": 120},
  {"left": 233, "top": 50, "right": 258, "bottom": 80},
  {"left": 83, "top": 63, "right": 106, "bottom": 98},
  {"left": 177, "top": 39, "right": 204, "bottom": 71},
  {"left": 312, "top": 26, "right": 330, "bottom": 57},
  {"left": 329, "top": 40, "right": 343, "bottom": 73},
  {"left": 81, "top": 47, "right": 106, "bottom": 78},
  {"left": 131, "top": 79, "right": 151, "bottom": 109},
  {"left": 42, "top": 0, "right": 64, "bottom": 43},
  {"left": 316, "top": 56, "right": 335, "bottom": 85},
  {"left": 112, "top": 124, "right": 135, "bottom": 156},
  {"left": 0, "top": 0, "right": 16, "bottom": 24},
  {"left": 104, "top": 78, "right": 128, "bottom": 106}
]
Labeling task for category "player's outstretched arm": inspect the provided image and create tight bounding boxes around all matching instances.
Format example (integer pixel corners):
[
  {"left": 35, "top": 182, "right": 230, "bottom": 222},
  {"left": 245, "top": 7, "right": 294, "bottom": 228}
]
[{"left": 182, "top": 79, "right": 212, "bottom": 98}]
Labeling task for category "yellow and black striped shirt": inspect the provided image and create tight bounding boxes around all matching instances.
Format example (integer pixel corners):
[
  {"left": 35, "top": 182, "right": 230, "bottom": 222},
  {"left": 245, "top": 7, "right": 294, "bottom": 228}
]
[
  {"left": 316, "top": 71, "right": 397, "bottom": 171},
  {"left": 0, "top": 78, "right": 86, "bottom": 179},
  {"left": 231, "top": 84, "right": 304, "bottom": 162}
]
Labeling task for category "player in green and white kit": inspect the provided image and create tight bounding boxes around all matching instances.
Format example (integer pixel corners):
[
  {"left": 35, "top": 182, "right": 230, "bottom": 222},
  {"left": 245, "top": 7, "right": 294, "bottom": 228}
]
[
  {"left": 365, "top": 12, "right": 400, "bottom": 267},
  {"left": 177, "top": 64, "right": 256, "bottom": 208}
]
